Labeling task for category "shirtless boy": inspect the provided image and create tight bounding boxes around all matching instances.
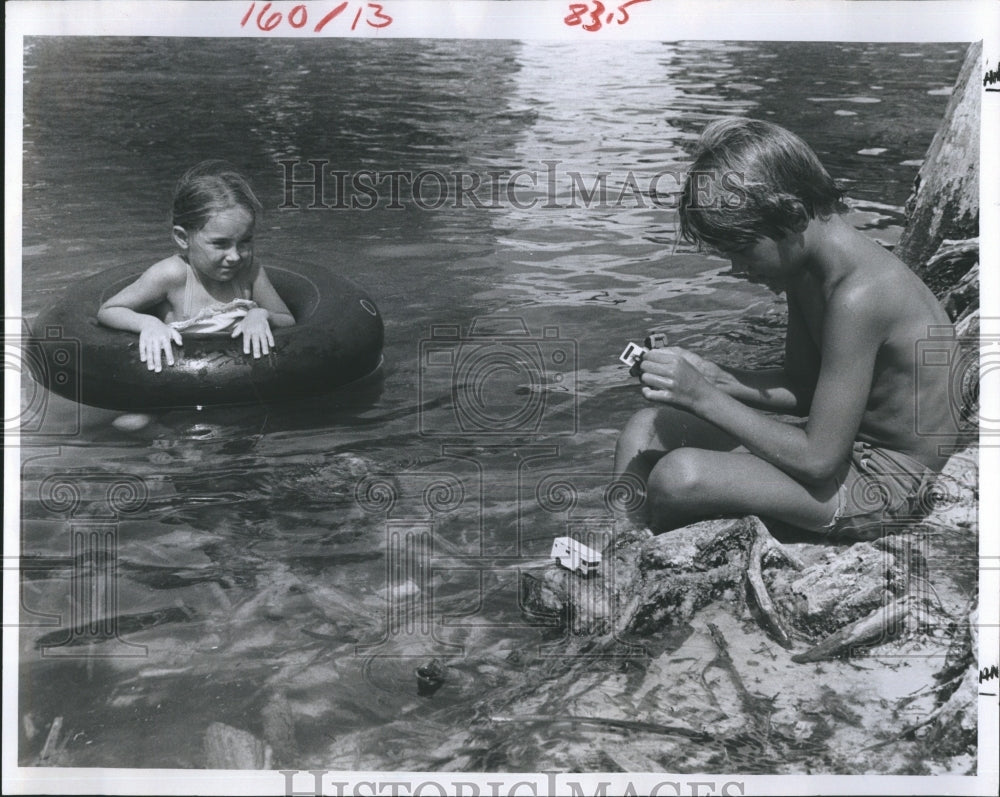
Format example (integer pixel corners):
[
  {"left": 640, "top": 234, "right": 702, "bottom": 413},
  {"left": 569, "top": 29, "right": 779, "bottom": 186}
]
[{"left": 614, "top": 118, "right": 959, "bottom": 539}]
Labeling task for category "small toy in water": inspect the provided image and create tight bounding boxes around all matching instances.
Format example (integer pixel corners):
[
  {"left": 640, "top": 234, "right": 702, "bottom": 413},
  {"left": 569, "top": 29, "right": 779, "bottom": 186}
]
[{"left": 550, "top": 537, "right": 602, "bottom": 576}]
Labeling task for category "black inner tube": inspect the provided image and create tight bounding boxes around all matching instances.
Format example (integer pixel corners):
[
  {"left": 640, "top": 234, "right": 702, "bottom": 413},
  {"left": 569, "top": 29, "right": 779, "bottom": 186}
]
[{"left": 32, "top": 262, "right": 384, "bottom": 410}]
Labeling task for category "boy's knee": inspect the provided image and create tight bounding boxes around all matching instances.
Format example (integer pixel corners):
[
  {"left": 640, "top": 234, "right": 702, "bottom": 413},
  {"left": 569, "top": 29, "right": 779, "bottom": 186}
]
[{"left": 649, "top": 448, "right": 711, "bottom": 506}]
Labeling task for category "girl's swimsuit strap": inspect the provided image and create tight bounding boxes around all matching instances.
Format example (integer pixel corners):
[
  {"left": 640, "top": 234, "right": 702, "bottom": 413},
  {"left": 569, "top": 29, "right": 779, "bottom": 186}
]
[{"left": 180, "top": 260, "right": 198, "bottom": 321}]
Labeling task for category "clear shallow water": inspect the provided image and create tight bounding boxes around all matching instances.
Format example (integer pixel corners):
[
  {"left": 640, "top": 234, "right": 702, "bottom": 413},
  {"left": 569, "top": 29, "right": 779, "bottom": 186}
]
[{"left": 18, "top": 38, "right": 962, "bottom": 769}]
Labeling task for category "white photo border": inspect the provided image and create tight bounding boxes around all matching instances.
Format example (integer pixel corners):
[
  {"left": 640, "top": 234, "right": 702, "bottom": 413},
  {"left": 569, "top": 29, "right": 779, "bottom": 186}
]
[{"left": 4, "top": 1, "right": 998, "bottom": 795}]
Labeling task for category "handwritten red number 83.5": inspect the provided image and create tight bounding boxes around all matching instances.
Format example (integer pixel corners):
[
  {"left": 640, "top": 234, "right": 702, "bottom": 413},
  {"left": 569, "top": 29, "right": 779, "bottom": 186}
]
[{"left": 564, "top": 0, "right": 650, "bottom": 32}]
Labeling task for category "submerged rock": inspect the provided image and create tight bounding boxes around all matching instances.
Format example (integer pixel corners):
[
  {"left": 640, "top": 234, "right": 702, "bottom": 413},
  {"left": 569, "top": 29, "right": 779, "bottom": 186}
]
[
  {"left": 111, "top": 412, "right": 152, "bottom": 432},
  {"left": 416, "top": 658, "right": 448, "bottom": 696},
  {"left": 261, "top": 691, "right": 298, "bottom": 767},
  {"left": 203, "top": 722, "right": 272, "bottom": 769},
  {"left": 521, "top": 518, "right": 754, "bottom": 637}
]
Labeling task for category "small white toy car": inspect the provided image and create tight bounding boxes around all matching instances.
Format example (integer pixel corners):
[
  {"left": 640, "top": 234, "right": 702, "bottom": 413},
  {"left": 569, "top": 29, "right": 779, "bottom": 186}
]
[{"left": 550, "top": 536, "right": 602, "bottom": 576}]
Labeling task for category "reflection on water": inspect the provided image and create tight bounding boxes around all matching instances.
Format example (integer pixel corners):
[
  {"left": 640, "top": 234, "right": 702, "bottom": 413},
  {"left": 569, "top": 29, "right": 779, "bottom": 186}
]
[{"left": 19, "top": 37, "right": 962, "bottom": 770}]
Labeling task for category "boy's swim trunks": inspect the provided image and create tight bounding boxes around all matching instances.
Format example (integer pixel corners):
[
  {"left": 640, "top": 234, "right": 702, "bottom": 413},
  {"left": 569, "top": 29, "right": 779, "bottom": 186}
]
[{"left": 818, "top": 441, "right": 937, "bottom": 540}]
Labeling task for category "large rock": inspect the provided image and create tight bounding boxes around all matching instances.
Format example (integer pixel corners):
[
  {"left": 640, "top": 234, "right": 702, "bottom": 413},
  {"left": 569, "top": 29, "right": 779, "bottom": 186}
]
[
  {"left": 766, "top": 540, "right": 909, "bottom": 639},
  {"left": 521, "top": 518, "right": 752, "bottom": 638},
  {"left": 521, "top": 516, "right": 907, "bottom": 647}
]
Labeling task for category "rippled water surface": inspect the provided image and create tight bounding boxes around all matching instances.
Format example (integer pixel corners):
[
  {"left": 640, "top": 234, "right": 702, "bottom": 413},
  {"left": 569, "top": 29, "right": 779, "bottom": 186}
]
[{"left": 18, "top": 38, "right": 963, "bottom": 769}]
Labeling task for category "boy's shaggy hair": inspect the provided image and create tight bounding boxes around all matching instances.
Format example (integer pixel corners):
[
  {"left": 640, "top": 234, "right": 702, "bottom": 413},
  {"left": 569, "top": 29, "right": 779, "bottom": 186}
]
[{"left": 679, "top": 118, "right": 848, "bottom": 251}]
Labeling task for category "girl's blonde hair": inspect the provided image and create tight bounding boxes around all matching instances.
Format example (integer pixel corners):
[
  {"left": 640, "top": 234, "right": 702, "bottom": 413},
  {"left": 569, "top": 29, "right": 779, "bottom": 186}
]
[{"left": 172, "top": 160, "right": 263, "bottom": 232}]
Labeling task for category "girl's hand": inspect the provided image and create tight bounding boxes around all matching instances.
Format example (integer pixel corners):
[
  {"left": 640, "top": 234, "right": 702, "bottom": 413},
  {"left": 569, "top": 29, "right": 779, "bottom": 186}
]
[
  {"left": 232, "top": 308, "right": 275, "bottom": 358},
  {"left": 638, "top": 347, "right": 718, "bottom": 410},
  {"left": 138, "top": 319, "right": 183, "bottom": 373}
]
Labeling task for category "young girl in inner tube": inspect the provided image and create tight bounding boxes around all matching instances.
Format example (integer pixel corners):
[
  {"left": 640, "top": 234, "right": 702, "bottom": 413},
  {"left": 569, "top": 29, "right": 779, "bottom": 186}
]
[{"left": 97, "top": 160, "right": 295, "bottom": 372}]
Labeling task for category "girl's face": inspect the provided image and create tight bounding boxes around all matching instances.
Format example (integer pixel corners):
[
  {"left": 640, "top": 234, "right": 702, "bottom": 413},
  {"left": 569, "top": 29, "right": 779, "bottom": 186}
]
[{"left": 173, "top": 205, "right": 255, "bottom": 283}]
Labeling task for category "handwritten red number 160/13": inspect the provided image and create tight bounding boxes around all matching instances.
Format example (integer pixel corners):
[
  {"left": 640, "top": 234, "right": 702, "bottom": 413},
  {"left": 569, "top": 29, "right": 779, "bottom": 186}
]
[
  {"left": 241, "top": 2, "right": 392, "bottom": 33},
  {"left": 564, "top": 0, "right": 650, "bottom": 32}
]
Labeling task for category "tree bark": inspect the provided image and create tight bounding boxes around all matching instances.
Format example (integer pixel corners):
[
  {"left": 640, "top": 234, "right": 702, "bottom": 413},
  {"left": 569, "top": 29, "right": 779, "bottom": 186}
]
[{"left": 894, "top": 41, "right": 981, "bottom": 274}]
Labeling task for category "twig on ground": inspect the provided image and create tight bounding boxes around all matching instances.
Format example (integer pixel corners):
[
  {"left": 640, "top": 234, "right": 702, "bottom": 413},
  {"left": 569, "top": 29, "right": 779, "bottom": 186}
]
[
  {"left": 489, "top": 714, "right": 712, "bottom": 741},
  {"left": 792, "top": 597, "right": 910, "bottom": 664},
  {"left": 36, "top": 716, "right": 65, "bottom": 765},
  {"left": 744, "top": 518, "right": 801, "bottom": 648},
  {"left": 861, "top": 701, "right": 952, "bottom": 752},
  {"left": 705, "top": 622, "right": 754, "bottom": 705}
]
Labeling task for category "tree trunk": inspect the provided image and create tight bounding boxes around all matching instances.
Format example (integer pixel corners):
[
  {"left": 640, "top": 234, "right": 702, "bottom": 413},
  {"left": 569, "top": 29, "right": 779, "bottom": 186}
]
[{"left": 894, "top": 41, "right": 981, "bottom": 274}]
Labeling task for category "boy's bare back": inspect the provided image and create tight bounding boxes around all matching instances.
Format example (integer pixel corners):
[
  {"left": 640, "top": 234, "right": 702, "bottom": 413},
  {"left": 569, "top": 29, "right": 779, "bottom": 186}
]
[{"left": 788, "top": 219, "right": 957, "bottom": 471}]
